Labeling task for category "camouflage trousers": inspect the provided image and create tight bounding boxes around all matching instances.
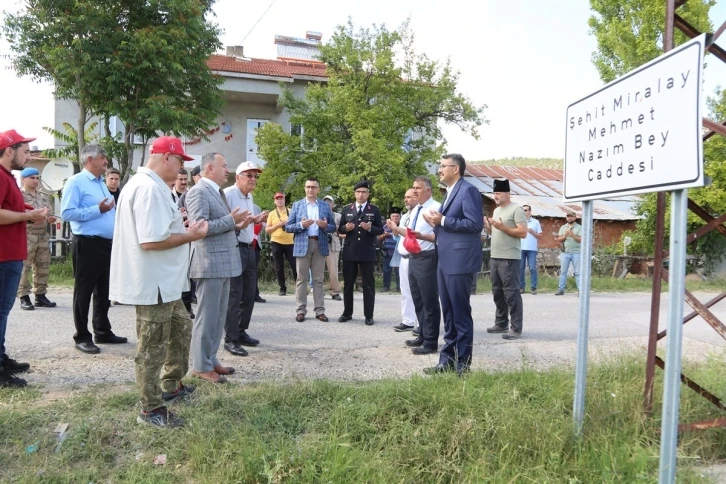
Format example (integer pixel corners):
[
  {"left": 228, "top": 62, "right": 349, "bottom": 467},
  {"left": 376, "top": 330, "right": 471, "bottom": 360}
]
[
  {"left": 17, "top": 233, "right": 51, "bottom": 297},
  {"left": 135, "top": 298, "right": 191, "bottom": 412}
]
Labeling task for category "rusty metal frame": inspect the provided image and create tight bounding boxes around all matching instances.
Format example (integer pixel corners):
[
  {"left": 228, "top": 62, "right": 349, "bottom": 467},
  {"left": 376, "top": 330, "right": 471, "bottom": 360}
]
[{"left": 643, "top": 0, "right": 726, "bottom": 433}]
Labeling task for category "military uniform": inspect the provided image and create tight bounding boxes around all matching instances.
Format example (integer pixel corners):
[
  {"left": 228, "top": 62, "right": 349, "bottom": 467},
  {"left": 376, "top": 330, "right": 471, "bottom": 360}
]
[
  {"left": 338, "top": 200, "right": 384, "bottom": 321},
  {"left": 17, "top": 189, "right": 53, "bottom": 299}
]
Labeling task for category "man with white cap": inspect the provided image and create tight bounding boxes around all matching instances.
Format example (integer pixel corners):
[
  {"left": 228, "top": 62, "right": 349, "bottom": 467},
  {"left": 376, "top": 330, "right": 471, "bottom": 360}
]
[
  {"left": 17, "top": 167, "right": 57, "bottom": 311},
  {"left": 223, "top": 161, "right": 268, "bottom": 357},
  {"left": 0, "top": 129, "right": 47, "bottom": 388}
]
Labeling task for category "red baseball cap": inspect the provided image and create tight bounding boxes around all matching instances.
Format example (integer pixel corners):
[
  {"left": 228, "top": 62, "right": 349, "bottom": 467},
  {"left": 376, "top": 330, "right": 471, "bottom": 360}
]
[
  {"left": 149, "top": 136, "right": 193, "bottom": 161},
  {"left": 0, "top": 130, "right": 36, "bottom": 151},
  {"left": 274, "top": 192, "right": 284, "bottom": 199}
]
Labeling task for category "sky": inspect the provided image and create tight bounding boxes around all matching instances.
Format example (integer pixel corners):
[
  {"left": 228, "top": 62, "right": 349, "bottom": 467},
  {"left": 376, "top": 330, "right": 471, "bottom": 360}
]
[{"left": 1, "top": 0, "right": 724, "bottom": 161}]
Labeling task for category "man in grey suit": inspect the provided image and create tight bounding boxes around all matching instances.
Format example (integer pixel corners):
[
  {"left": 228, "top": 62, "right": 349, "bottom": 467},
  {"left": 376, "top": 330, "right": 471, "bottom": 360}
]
[{"left": 186, "top": 153, "right": 249, "bottom": 383}]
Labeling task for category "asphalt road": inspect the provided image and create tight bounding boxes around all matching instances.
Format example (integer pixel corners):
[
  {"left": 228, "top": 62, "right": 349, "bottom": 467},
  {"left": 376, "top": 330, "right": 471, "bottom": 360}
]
[{"left": 5, "top": 288, "right": 725, "bottom": 390}]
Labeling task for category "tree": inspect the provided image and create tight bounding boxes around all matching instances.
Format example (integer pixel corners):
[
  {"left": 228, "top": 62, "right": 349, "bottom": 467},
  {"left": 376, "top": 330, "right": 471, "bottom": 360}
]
[
  {"left": 99, "top": 0, "right": 225, "bottom": 176},
  {"left": 588, "top": 0, "right": 714, "bottom": 82},
  {"left": 589, "top": 0, "right": 726, "bottom": 272},
  {"left": 4, "top": 0, "right": 119, "bottom": 160},
  {"left": 4, "top": 0, "right": 224, "bottom": 177},
  {"left": 255, "top": 19, "right": 486, "bottom": 211}
]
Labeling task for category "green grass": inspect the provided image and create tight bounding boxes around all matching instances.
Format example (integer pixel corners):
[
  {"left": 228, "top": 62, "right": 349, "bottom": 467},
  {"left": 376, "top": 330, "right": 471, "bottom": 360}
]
[
  {"left": 2, "top": 355, "right": 726, "bottom": 482},
  {"left": 49, "top": 257, "right": 725, "bottom": 294}
]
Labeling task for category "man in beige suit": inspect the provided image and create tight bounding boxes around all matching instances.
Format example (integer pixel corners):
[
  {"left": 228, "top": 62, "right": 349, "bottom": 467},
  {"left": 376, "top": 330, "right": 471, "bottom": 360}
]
[
  {"left": 186, "top": 152, "right": 249, "bottom": 383},
  {"left": 323, "top": 195, "right": 342, "bottom": 301}
]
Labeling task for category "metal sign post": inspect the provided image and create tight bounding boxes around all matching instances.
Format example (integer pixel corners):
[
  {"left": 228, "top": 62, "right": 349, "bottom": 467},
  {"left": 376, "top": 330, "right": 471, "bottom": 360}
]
[
  {"left": 563, "top": 32, "right": 705, "bottom": 453},
  {"left": 573, "top": 200, "right": 594, "bottom": 436},
  {"left": 658, "top": 188, "right": 689, "bottom": 483}
]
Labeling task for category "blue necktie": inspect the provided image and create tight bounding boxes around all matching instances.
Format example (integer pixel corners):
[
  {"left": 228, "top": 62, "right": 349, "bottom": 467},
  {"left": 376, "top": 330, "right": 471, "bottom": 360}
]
[{"left": 411, "top": 205, "right": 422, "bottom": 229}]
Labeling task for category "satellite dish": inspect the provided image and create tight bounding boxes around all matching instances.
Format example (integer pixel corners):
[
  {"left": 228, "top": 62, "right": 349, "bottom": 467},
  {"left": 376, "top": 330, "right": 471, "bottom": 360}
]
[{"left": 42, "top": 159, "right": 75, "bottom": 191}]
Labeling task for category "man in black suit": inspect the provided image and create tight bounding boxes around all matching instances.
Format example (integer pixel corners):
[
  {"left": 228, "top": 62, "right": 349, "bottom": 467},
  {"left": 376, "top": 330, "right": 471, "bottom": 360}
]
[{"left": 337, "top": 181, "right": 384, "bottom": 325}]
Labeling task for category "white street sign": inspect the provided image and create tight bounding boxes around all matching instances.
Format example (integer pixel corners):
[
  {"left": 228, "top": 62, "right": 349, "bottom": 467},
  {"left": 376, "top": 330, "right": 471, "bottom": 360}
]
[{"left": 564, "top": 35, "right": 705, "bottom": 202}]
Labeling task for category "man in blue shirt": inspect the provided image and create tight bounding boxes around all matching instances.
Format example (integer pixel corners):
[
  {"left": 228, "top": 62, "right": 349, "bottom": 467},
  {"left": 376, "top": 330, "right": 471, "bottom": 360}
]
[{"left": 61, "top": 145, "right": 127, "bottom": 354}]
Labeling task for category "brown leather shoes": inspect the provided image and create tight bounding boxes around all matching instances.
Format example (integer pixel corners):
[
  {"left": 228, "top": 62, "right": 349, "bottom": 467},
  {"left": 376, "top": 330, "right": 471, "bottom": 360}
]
[
  {"left": 214, "top": 364, "right": 235, "bottom": 375},
  {"left": 315, "top": 313, "right": 329, "bottom": 322},
  {"left": 192, "top": 370, "right": 227, "bottom": 383},
  {"left": 295, "top": 313, "right": 305, "bottom": 322}
]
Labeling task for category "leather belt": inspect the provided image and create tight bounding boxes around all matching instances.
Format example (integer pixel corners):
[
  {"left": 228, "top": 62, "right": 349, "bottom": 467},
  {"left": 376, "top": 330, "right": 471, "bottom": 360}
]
[
  {"left": 400, "top": 254, "right": 410, "bottom": 259},
  {"left": 308, "top": 236, "right": 319, "bottom": 240},
  {"left": 238, "top": 242, "right": 252, "bottom": 248},
  {"left": 410, "top": 250, "right": 435, "bottom": 258}
]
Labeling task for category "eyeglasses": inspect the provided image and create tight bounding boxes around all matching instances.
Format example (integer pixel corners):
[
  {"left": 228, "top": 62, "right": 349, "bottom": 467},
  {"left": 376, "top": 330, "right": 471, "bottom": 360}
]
[
  {"left": 523, "top": 209, "right": 530, "bottom": 212},
  {"left": 305, "top": 185, "right": 319, "bottom": 189},
  {"left": 355, "top": 190, "right": 369, "bottom": 194},
  {"left": 439, "top": 164, "right": 457, "bottom": 169},
  {"left": 243, "top": 174, "right": 260, "bottom": 179}
]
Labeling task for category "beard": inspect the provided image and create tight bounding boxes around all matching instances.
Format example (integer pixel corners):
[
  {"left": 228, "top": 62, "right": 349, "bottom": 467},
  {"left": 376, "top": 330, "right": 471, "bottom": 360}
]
[{"left": 10, "top": 152, "right": 25, "bottom": 170}]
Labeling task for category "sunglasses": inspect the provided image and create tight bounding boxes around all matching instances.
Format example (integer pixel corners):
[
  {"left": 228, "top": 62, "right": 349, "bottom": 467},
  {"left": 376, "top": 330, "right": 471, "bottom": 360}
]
[{"left": 243, "top": 174, "right": 260, "bottom": 179}]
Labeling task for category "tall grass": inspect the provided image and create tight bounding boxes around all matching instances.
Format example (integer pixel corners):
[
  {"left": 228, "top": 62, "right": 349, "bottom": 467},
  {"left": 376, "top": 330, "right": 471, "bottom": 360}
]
[{"left": 1, "top": 355, "right": 725, "bottom": 482}]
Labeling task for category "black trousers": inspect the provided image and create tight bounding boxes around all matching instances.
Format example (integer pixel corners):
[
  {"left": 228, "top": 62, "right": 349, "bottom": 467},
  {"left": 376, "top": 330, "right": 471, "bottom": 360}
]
[
  {"left": 225, "top": 245, "right": 257, "bottom": 343},
  {"left": 270, "top": 242, "right": 297, "bottom": 291},
  {"left": 490, "top": 258, "right": 523, "bottom": 333},
  {"left": 342, "top": 260, "right": 375, "bottom": 318},
  {"left": 408, "top": 251, "right": 440, "bottom": 349},
  {"left": 71, "top": 235, "right": 113, "bottom": 343}
]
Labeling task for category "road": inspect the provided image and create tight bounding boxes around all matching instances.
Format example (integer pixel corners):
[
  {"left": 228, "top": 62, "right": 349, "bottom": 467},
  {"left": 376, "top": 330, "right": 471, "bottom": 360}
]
[{"left": 5, "top": 288, "right": 725, "bottom": 390}]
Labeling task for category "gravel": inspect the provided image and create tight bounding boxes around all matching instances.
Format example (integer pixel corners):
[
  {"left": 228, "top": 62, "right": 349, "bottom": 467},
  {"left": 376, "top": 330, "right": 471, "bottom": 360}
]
[{"left": 5, "top": 288, "right": 725, "bottom": 391}]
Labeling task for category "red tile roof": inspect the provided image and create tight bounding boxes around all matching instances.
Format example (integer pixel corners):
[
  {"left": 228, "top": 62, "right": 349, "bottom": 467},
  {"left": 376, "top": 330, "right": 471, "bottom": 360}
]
[{"left": 207, "top": 54, "right": 328, "bottom": 79}]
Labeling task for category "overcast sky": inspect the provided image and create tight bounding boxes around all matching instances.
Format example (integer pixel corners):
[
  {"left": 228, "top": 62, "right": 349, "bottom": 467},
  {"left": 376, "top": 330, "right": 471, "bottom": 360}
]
[{"left": 1, "top": 0, "right": 724, "bottom": 160}]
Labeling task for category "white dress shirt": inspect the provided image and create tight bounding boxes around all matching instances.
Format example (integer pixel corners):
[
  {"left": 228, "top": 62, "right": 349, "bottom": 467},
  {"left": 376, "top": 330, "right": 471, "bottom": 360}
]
[{"left": 410, "top": 197, "right": 441, "bottom": 252}]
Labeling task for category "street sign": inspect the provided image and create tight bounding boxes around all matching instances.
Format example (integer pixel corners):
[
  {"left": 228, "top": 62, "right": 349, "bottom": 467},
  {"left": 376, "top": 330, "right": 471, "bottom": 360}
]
[{"left": 564, "top": 34, "right": 705, "bottom": 202}]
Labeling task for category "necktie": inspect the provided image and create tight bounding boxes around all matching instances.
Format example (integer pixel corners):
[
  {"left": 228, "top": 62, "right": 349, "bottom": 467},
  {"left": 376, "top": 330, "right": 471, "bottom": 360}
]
[
  {"left": 441, "top": 193, "right": 449, "bottom": 211},
  {"left": 357, "top": 205, "right": 363, "bottom": 217},
  {"left": 411, "top": 205, "right": 422, "bottom": 229},
  {"left": 219, "top": 189, "right": 232, "bottom": 212}
]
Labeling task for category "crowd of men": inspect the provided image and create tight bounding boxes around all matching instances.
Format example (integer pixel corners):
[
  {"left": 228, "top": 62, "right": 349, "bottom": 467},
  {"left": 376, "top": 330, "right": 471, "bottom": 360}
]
[{"left": 0, "top": 128, "right": 585, "bottom": 428}]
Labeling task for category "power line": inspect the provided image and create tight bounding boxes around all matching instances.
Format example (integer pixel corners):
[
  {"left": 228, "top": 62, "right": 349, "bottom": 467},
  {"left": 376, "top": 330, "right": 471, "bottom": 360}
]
[{"left": 239, "top": 0, "right": 278, "bottom": 45}]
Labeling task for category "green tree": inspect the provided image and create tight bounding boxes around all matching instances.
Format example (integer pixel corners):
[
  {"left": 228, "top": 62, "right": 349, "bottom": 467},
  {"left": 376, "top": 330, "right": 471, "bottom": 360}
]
[
  {"left": 3, "top": 0, "right": 118, "bottom": 160},
  {"left": 4, "top": 0, "right": 224, "bottom": 177},
  {"left": 255, "top": 19, "right": 486, "bottom": 211},
  {"left": 588, "top": 0, "right": 714, "bottom": 82}
]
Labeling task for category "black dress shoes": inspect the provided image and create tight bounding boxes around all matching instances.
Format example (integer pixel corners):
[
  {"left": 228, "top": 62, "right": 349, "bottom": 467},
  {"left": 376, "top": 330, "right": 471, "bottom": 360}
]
[
  {"left": 239, "top": 331, "right": 260, "bottom": 347},
  {"left": 338, "top": 314, "right": 352, "bottom": 322},
  {"left": 19, "top": 296, "right": 34, "bottom": 311},
  {"left": 411, "top": 346, "right": 437, "bottom": 355},
  {"left": 34, "top": 294, "right": 56, "bottom": 308},
  {"left": 405, "top": 336, "right": 424, "bottom": 347},
  {"left": 1, "top": 355, "right": 30, "bottom": 374},
  {"left": 331, "top": 294, "right": 342, "bottom": 301},
  {"left": 75, "top": 341, "right": 101, "bottom": 354},
  {"left": 94, "top": 334, "right": 128, "bottom": 344},
  {"left": 255, "top": 295, "right": 267, "bottom": 303},
  {"left": 279, "top": 289, "right": 286, "bottom": 296},
  {"left": 365, "top": 318, "right": 375, "bottom": 326},
  {"left": 224, "top": 342, "right": 248, "bottom": 357},
  {"left": 424, "top": 363, "right": 455, "bottom": 375}
]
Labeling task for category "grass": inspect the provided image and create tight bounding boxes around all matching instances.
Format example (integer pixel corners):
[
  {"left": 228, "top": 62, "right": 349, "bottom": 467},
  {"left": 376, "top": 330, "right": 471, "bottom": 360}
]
[
  {"left": 1, "top": 355, "right": 726, "bottom": 482},
  {"left": 49, "top": 257, "right": 725, "bottom": 294}
]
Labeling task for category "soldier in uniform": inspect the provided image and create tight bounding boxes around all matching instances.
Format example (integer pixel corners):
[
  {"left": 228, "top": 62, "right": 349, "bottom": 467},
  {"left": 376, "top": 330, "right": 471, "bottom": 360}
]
[
  {"left": 337, "top": 180, "right": 384, "bottom": 325},
  {"left": 17, "top": 167, "right": 57, "bottom": 310}
]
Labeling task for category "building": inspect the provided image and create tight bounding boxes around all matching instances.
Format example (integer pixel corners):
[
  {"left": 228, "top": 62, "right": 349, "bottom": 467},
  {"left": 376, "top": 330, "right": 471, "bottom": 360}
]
[
  {"left": 53, "top": 31, "right": 328, "bottom": 174},
  {"left": 464, "top": 165, "right": 641, "bottom": 270}
]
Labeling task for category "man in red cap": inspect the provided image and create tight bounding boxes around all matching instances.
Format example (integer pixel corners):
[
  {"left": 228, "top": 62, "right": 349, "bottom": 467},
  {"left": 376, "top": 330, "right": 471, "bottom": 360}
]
[
  {"left": 61, "top": 144, "right": 127, "bottom": 354},
  {"left": 0, "top": 129, "right": 48, "bottom": 388},
  {"left": 109, "top": 136, "right": 208, "bottom": 427}
]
